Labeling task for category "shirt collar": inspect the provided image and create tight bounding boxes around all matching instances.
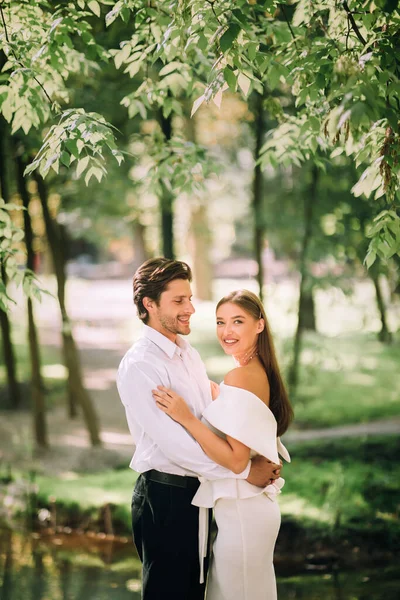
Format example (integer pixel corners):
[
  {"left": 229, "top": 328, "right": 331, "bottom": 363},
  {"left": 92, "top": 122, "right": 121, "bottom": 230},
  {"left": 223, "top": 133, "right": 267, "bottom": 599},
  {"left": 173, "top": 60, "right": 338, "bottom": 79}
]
[{"left": 142, "top": 324, "right": 188, "bottom": 359}]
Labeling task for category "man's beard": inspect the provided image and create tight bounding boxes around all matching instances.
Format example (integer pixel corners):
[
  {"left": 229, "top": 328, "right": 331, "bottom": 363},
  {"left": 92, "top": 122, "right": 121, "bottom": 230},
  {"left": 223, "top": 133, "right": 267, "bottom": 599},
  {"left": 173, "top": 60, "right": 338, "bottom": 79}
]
[{"left": 158, "top": 311, "right": 190, "bottom": 335}]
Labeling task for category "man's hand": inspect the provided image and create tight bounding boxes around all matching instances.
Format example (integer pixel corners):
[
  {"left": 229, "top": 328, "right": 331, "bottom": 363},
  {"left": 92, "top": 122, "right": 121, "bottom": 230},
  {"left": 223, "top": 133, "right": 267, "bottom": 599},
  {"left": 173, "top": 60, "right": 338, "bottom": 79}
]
[
  {"left": 209, "top": 380, "right": 220, "bottom": 401},
  {"left": 246, "top": 455, "right": 282, "bottom": 487}
]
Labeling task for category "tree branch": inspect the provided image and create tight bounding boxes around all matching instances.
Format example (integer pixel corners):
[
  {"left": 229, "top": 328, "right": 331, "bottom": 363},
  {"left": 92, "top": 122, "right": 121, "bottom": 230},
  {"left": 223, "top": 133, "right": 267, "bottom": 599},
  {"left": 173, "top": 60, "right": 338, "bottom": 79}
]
[
  {"left": 343, "top": 1, "right": 367, "bottom": 46},
  {"left": 281, "top": 5, "right": 298, "bottom": 49},
  {"left": 0, "top": 1, "right": 55, "bottom": 109},
  {"left": 205, "top": 0, "right": 223, "bottom": 26}
]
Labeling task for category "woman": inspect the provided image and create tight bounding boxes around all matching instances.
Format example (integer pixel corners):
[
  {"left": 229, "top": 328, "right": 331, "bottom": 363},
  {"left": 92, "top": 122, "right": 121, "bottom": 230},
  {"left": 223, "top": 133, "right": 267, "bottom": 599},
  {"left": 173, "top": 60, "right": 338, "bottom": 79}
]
[{"left": 152, "top": 289, "right": 293, "bottom": 600}]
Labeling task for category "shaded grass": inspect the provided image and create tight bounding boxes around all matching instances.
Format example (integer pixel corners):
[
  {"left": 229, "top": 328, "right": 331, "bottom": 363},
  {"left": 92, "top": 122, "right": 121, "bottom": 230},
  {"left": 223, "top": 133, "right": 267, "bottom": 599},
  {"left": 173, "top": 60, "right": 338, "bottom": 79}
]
[
  {"left": 36, "top": 469, "right": 137, "bottom": 510},
  {"left": 290, "top": 333, "right": 400, "bottom": 428},
  {"left": 280, "top": 436, "right": 400, "bottom": 533},
  {"left": 277, "top": 567, "right": 400, "bottom": 600},
  {"left": 33, "top": 437, "right": 400, "bottom": 540}
]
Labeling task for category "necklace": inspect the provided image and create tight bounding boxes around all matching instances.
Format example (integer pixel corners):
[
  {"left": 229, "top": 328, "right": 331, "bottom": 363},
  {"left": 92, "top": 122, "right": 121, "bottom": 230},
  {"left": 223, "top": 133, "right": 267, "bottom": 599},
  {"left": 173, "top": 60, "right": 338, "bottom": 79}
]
[
  {"left": 235, "top": 350, "right": 259, "bottom": 367},
  {"left": 244, "top": 350, "right": 258, "bottom": 365}
]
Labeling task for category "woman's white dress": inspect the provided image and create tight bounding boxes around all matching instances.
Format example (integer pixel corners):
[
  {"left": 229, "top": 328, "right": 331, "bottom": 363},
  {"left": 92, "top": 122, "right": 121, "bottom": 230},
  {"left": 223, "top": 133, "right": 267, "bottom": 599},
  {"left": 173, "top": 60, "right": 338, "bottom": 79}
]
[{"left": 192, "top": 383, "right": 291, "bottom": 600}]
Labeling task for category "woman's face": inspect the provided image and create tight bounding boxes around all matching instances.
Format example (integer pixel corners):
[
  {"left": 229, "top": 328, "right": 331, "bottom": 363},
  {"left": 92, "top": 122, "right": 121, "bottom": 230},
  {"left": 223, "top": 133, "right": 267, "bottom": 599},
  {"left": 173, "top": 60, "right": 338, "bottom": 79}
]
[{"left": 216, "top": 302, "right": 263, "bottom": 357}]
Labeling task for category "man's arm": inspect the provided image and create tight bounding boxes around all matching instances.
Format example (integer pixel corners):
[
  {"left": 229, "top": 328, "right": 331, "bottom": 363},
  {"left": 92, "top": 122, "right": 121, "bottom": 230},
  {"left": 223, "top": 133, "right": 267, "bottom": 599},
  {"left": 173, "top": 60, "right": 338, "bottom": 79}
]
[{"left": 117, "top": 360, "right": 251, "bottom": 481}]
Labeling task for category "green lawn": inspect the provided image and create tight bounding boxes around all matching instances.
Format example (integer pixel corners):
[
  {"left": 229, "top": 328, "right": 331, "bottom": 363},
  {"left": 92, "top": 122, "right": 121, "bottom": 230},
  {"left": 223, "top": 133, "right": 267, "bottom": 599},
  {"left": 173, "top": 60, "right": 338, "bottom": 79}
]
[
  {"left": 287, "top": 332, "right": 400, "bottom": 428},
  {"left": 33, "top": 436, "right": 399, "bottom": 537}
]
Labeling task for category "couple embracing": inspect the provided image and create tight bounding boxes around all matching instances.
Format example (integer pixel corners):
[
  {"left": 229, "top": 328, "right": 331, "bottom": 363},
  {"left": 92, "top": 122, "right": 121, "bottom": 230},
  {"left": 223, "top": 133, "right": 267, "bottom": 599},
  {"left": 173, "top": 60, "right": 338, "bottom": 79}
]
[{"left": 117, "top": 257, "right": 293, "bottom": 600}]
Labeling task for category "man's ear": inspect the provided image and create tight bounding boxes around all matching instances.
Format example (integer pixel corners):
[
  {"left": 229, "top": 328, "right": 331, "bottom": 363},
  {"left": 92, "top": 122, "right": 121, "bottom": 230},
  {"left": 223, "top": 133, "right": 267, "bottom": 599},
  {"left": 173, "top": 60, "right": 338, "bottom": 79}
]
[{"left": 143, "top": 297, "right": 154, "bottom": 312}]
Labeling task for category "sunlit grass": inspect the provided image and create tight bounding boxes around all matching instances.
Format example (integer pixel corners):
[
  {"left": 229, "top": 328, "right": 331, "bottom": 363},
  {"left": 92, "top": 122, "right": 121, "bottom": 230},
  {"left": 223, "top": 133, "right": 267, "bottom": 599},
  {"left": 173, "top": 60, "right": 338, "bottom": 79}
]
[
  {"left": 34, "top": 437, "right": 400, "bottom": 537},
  {"left": 36, "top": 470, "right": 137, "bottom": 509}
]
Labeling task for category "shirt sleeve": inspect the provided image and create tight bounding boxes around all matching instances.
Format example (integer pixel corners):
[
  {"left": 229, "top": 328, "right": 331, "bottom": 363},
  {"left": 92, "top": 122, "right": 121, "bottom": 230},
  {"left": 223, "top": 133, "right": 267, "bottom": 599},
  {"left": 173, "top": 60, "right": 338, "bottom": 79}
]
[{"left": 117, "top": 359, "right": 250, "bottom": 481}]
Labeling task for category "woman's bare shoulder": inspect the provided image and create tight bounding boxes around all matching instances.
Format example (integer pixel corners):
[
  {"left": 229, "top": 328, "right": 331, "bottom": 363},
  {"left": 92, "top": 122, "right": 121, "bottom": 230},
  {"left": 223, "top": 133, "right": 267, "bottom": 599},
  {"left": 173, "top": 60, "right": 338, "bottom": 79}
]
[
  {"left": 223, "top": 367, "right": 249, "bottom": 388},
  {"left": 224, "top": 367, "right": 270, "bottom": 405}
]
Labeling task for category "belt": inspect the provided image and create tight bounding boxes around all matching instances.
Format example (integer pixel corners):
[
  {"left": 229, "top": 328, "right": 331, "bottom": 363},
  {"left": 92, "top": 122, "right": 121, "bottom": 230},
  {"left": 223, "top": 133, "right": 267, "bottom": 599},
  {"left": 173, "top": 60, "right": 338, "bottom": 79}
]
[{"left": 144, "top": 469, "right": 199, "bottom": 492}]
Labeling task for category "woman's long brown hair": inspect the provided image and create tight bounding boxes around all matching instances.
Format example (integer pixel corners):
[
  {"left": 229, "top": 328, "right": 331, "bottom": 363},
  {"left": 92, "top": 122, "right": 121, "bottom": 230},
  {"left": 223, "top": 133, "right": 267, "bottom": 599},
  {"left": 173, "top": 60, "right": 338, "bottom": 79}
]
[{"left": 217, "top": 290, "right": 293, "bottom": 436}]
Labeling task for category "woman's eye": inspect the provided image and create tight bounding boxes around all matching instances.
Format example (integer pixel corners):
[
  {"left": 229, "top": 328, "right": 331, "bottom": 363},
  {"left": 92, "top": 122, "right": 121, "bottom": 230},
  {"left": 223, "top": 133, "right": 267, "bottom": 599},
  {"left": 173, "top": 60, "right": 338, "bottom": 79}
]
[
  {"left": 175, "top": 300, "right": 182, "bottom": 304},
  {"left": 216, "top": 321, "right": 223, "bottom": 326},
  {"left": 234, "top": 320, "right": 243, "bottom": 324}
]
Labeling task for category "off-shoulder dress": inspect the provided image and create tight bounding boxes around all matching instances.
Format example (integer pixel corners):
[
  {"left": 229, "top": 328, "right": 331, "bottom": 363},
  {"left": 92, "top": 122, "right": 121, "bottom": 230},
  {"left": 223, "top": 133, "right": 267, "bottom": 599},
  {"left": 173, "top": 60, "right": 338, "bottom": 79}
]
[{"left": 192, "top": 383, "right": 291, "bottom": 600}]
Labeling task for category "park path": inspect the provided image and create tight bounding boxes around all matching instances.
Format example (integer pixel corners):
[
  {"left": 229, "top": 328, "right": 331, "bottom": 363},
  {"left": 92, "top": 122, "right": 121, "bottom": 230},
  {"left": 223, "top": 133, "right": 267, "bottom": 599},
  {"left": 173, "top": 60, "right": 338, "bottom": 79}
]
[{"left": 1, "top": 278, "right": 399, "bottom": 476}]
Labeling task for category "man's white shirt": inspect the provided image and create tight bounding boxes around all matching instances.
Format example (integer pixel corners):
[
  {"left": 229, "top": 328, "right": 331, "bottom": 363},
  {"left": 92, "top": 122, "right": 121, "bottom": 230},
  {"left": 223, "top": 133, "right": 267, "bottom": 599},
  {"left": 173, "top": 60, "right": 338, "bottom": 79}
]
[{"left": 117, "top": 324, "right": 250, "bottom": 480}]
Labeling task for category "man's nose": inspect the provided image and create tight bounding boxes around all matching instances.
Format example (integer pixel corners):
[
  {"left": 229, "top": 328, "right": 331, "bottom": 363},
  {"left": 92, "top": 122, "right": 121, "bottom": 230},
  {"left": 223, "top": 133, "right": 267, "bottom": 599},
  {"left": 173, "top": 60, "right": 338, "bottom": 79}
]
[{"left": 186, "top": 301, "right": 195, "bottom": 315}]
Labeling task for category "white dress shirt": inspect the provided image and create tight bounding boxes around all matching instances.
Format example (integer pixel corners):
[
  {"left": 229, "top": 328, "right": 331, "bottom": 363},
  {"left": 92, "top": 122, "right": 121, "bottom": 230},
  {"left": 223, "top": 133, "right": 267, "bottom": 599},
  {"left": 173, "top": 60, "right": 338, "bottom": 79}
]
[{"left": 117, "top": 324, "right": 250, "bottom": 480}]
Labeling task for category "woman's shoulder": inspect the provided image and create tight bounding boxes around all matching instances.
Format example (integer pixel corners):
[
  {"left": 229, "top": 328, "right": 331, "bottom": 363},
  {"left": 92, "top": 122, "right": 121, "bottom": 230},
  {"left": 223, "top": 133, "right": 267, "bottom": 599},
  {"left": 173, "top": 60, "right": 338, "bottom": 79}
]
[
  {"left": 224, "top": 367, "right": 252, "bottom": 388},
  {"left": 223, "top": 367, "right": 270, "bottom": 405}
]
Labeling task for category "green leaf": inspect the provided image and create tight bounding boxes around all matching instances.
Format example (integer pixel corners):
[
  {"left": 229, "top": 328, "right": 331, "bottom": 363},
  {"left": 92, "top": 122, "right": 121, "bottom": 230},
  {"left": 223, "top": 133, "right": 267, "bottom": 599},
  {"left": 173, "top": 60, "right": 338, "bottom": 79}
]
[
  {"left": 76, "top": 156, "right": 90, "bottom": 178},
  {"left": 115, "top": 43, "right": 131, "bottom": 69},
  {"left": 219, "top": 24, "right": 241, "bottom": 53},
  {"left": 238, "top": 73, "right": 251, "bottom": 97},
  {"left": 65, "top": 139, "right": 80, "bottom": 159},
  {"left": 60, "top": 151, "right": 71, "bottom": 167},
  {"left": 191, "top": 95, "right": 205, "bottom": 117},
  {"left": 85, "top": 166, "right": 103, "bottom": 185},
  {"left": 159, "top": 62, "right": 183, "bottom": 77},
  {"left": 224, "top": 66, "right": 237, "bottom": 91},
  {"left": 88, "top": 1, "right": 101, "bottom": 17}
]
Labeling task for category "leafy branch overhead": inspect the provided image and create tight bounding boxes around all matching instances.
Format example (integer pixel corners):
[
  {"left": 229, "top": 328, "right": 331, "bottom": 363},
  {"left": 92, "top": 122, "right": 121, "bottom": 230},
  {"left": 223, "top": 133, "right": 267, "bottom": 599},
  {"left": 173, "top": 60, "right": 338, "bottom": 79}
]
[
  {"left": 107, "top": 0, "right": 400, "bottom": 265},
  {"left": 0, "top": 0, "right": 399, "bottom": 266},
  {"left": 0, "top": 0, "right": 122, "bottom": 182}
]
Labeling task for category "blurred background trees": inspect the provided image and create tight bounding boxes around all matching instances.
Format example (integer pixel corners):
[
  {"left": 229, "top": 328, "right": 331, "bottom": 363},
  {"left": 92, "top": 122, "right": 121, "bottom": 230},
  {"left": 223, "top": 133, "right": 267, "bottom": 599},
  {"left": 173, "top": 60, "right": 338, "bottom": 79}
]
[{"left": 0, "top": 0, "right": 399, "bottom": 447}]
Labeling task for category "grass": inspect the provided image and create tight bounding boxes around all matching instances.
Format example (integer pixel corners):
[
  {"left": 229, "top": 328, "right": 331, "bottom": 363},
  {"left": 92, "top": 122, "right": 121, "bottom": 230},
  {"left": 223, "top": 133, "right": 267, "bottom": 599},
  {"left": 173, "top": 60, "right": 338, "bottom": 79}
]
[
  {"left": 280, "top": 435, "right": 400, "bottom": 531},
  {"left": 31, "top": 436, "right": 399, "bottom": 539},
  {"left": 288, "top": 332, "right": 400, "bottom": 428},
  {"left": 36, "top": 469, "right": 137, "bottom": 510}
]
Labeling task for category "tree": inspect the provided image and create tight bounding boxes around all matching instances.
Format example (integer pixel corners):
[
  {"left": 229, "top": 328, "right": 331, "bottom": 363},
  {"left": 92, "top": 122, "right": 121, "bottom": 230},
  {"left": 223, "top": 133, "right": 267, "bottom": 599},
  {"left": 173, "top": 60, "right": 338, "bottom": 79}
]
[
  {"left": 14, "top": 141, "right": 49, "bottom": 447},
  {"left": 2, "top": 1, "right": 398, "bottom": 272},
  {"left": 0, "top": 116, "right": 21, "bottom": 408},
  {"left": 34, "top": 172, "right": 102, "bottom": 444}
]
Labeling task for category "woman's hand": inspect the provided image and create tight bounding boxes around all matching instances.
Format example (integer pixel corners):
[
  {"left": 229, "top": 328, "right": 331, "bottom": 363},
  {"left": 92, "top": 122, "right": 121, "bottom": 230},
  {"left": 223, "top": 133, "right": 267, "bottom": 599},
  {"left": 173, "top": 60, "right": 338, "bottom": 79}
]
[{"left": 152, "top": 386, "right": 194, "bottom": 426}]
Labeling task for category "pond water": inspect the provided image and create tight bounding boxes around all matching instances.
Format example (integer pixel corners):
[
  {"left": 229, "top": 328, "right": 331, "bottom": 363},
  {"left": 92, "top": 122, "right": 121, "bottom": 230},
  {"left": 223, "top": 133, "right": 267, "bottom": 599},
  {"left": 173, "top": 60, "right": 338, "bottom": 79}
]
[{"left": 0, "top": 529, "right": 399, "bottom": 600}]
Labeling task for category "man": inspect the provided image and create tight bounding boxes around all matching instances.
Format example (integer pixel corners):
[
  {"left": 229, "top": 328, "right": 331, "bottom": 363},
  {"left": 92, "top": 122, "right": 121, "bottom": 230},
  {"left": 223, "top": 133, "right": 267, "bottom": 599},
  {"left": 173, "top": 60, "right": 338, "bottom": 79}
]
[{"left": 117, "top": 257, "right": 281, "bottom": 600}]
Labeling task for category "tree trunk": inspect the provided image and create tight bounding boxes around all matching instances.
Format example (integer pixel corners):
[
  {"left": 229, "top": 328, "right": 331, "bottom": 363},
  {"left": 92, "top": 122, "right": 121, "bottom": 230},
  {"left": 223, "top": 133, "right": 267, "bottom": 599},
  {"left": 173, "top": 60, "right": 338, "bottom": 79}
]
[
  {"left": 132, "top": 219, "right": 149, "bottom": 271},
  {"left": 185, "top": 107, "right": 213, "bottom": 300},
  {"left": 0, "top": 527, "right": 13, "bottom": 599},
  {"left": 15, "top": 147, "right": 48, "bottom": 447},
  {"left": 288, "top": 165, "right": 319, "bottom": 392},
  {"left": 33, "top": 173, "right": 77, "bottom": 417},
  {"left": 189, "top": 204, "right": 213, "bottom": 300},
  {"left": 299, "top": 288, "right": 317, "bottom": 331},
  {"left": 34, "top": 173, "right": 102, "bottom": 446},
  {"left": 0, "top": 116, "right": 21, "bottom": 409},
  {"left": 371, "top": 272, "right": 392, "bottom": 343},
  {"left": 159, "top": 113, "right": 174, "bottom": 258},
  {"left": 252, "top": 91, "right": 266, "bottom": 300},
  {"left": 392, "top": 253, "right": 400, "bottom": 297}
]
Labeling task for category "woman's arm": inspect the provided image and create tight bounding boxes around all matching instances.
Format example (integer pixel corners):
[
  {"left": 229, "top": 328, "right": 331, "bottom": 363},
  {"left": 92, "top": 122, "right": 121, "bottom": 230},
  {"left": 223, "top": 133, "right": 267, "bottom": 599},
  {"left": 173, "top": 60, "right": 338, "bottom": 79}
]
[{"left": 152, "top": 385, "right": 250, "bottom": 474}]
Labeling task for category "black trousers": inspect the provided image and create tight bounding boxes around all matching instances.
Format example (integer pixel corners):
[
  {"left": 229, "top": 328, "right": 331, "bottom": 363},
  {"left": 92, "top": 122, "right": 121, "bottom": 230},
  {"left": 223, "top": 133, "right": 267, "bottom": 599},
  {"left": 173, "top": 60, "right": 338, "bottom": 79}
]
[{"left": 132, "top": 473, "right": 211, "bottom": 600}]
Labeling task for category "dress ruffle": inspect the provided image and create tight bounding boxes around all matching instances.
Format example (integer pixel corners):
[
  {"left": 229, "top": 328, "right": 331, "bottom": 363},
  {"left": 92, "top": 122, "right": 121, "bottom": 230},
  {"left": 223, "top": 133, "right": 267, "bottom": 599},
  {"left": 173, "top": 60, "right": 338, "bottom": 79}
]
[{"left": 192, "top": 476, "right": 285, "bottom": 508}]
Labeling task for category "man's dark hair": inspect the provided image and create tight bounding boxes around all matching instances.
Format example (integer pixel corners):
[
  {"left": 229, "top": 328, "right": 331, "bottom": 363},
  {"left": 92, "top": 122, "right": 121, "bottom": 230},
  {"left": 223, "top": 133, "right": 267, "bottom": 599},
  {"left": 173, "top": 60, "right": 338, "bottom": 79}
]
[{"left": 133, "top": 257, "right": 192, "bottom": 323}]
